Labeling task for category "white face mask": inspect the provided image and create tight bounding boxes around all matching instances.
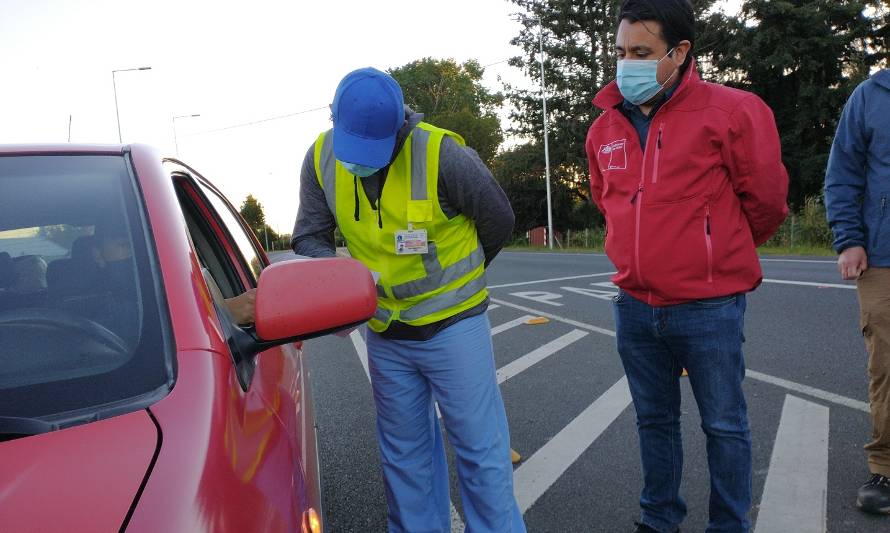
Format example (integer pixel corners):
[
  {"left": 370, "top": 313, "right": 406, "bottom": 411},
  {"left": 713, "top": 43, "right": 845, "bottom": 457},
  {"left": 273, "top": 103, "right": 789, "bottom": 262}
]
[{"left": 616, "top": 48, "right": 677, "bottom": 105}]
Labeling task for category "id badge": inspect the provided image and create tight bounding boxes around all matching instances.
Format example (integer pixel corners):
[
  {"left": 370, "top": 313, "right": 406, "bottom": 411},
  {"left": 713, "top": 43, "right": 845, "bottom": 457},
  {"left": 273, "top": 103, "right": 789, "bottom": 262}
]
[{"left": 394, "top": 229, "right": 428, "bottom": 255}]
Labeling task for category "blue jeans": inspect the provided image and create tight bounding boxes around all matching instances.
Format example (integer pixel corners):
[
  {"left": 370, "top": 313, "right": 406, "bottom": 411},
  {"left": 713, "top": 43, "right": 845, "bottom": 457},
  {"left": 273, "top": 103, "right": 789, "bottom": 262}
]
[
  {"left": 367, "top": 313, "right": 526, "bottom": 533},
  {"left": 613, "top": 290, "right": 752, "bottom": 533}
]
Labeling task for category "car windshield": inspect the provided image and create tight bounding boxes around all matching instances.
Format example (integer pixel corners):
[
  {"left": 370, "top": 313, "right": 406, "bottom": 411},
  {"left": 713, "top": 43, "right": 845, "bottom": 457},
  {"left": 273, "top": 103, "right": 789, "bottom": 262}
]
[{"left": 0, "top": 154, "right": 173, "bottom": 428}]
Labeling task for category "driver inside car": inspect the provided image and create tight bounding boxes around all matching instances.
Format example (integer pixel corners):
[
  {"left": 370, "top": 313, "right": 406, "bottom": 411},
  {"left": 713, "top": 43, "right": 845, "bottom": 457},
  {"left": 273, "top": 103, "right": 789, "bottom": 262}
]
[{"left": 91, "top": 229, "right": 256, "bottom": 327}]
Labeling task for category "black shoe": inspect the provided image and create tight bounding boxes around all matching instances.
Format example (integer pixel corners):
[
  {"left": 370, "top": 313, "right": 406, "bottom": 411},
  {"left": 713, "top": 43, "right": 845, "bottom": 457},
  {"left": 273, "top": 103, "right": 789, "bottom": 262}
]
[
  {"left": 633, "top": 522, "right": 679, "bottom": 533},
  {"left": 857, "top": 473, "right": 890, "bottom": 515}
]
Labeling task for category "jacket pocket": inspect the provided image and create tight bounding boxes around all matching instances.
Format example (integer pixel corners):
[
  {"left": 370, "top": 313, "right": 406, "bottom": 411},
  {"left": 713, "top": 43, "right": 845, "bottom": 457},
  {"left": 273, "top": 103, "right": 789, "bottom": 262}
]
[{"left": 704, "top": 204, "right": 714, "bottom": 284}]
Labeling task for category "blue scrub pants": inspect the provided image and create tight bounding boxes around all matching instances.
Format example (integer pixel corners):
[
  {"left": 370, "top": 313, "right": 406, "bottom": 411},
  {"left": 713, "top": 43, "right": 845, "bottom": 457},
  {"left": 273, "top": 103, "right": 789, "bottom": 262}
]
[{"left": 366, "top": 312, "right": 526, "bottom": 533}]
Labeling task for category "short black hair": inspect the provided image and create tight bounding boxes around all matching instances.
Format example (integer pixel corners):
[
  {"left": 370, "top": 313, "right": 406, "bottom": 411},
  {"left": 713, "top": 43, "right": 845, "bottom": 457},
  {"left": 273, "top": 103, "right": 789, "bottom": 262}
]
[{"left": 618, "top": 0, "right": 695, "bottom": 64}]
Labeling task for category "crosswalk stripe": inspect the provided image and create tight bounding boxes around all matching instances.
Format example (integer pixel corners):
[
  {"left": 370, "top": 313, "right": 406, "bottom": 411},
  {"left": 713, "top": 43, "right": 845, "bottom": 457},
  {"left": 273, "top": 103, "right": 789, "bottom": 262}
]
[
  {"left": 763, "top": 278, "right": 855, "bottom": 290},
  {"left": 488, "top": 272, "right": 616, "bottom": 289},
  {"left": 490, "top": 298, "right": 869, "bottom": 412},
  {"left": 513, "top": 377, "right": 632, "bottom": 513},
  {"left": 490, "top": 298, "right": 616, "bottom": 337},
  {"left": 349, "top": 329, "right": 370, "bottom": 381},
  {"left": 746, "top": 370, "right": 868, "bottom": 413},
  {"left": 491, "top": 315, "right": 535, "bottom": 336},
  {"left": 755, "top": 395, "right": 829, "bottom": 533},
  {"left": 497, "top": 329, "right": 588, "bottom": 385}
]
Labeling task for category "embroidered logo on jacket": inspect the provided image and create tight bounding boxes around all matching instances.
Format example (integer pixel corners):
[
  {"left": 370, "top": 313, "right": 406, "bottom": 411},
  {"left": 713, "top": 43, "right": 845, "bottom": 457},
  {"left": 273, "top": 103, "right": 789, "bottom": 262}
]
[{"left": 599, "top": 139, "right": 627, "bottom": 171}]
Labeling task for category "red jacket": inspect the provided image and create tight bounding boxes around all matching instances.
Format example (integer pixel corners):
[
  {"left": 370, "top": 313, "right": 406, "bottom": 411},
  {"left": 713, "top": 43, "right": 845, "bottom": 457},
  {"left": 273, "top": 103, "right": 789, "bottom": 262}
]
[{"left": 586, "top": 65, "right": 788, "bottom": 306}]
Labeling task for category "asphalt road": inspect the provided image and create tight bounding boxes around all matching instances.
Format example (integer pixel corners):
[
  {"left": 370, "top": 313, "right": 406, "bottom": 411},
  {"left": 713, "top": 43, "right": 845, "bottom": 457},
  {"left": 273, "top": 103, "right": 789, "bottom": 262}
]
[{"left": 273, "top": 250, "right": 884, "bottom": 532}]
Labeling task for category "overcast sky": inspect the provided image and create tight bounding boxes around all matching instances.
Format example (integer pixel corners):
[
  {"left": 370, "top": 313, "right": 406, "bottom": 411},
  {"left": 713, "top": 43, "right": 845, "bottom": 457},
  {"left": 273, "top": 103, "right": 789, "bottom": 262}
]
[{"left": 0, "top": 0, "right": 740, "bottom": 234}]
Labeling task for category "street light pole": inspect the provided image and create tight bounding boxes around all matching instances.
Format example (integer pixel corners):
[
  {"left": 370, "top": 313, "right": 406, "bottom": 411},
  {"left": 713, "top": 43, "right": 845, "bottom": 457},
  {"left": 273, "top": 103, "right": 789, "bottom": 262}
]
[
  {"left": 538, "top": 17, "right": 554, "bottom": 249},
  {"left": 112, "top": 66, "right": 152, "bottom": 143},
  {"left": 172, "top": 113, "right": 201, "bottom": 156}
]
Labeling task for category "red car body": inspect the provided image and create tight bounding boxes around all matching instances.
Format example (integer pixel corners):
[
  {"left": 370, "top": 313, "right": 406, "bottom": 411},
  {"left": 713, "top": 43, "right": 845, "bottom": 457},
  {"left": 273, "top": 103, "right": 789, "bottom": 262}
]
[{"left": 0, "top": 144, "right": 376, "bottom": 532}]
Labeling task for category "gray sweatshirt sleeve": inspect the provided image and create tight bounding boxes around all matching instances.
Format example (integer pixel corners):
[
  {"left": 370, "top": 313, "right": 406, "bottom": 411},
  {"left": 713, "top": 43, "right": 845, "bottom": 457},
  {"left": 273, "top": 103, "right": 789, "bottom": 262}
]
[
  {"left": 437, "top": 137, "right": 515, "bottom": 266},
  {"left": 291, "top": 145, "right": 337, "bottom": 258}
]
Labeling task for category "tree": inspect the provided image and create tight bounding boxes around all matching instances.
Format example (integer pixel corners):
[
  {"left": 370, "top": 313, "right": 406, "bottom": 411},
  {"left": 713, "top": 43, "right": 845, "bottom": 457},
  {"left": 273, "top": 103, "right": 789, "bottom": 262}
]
[
  {"left": 388, "top": 58, "right": 504, "bottom": 165},
  {"left": 238, "top": 194, "right": 280, "bottom": 249},
  {"left": 502, "top": 0, "right": 737, "bottom": 232},
  {"left": 714, "top": 0, "right": 889, "bottom": 208},
  {"left": 239, "top": 195, "right": 266, "bottom": 237},
  {"left": 491, "top": 142, "right": 600, "bottom": 234}
]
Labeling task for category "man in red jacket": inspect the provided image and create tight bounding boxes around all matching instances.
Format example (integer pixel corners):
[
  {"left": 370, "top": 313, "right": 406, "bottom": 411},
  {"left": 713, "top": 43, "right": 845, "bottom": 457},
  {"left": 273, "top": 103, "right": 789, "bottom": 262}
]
[{"left": 585, "top": 1, "right": 788, "bottom": 532}]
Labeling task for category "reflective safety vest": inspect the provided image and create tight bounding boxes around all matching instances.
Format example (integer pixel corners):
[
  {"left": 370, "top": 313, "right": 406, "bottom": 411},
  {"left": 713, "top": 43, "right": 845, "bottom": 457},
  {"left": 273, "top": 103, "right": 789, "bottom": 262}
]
[{"left": 313, "top": 122, "right": 488, "bottom": 333}]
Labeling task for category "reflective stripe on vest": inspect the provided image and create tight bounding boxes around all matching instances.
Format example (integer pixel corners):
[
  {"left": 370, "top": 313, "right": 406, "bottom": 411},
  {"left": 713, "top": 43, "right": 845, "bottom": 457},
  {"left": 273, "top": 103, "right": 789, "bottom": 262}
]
[
  {"left": 390, "top": 242, "right": 485, "bottom": 299},
  {"left": 410, "top": 127, "right": 430, "bottom": 200},
  {"left": 317, "top": 133, "right": 338, "bottom": 216},
  {"left": 399, "top": 274, "right": 487, "bottom": 321},
  {"left": 374, "top": 306, "right": 393, "bottom": 324}
]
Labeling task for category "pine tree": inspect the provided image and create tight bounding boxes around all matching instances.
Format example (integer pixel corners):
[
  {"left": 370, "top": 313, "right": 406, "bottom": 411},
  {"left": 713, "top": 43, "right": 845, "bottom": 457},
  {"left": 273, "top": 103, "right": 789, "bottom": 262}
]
[
  {"left": 502, "top": 0, "right": 736, "bottom": 232},
  {"left": 716, "top": 0, "right": 889, "bottom": 208}
]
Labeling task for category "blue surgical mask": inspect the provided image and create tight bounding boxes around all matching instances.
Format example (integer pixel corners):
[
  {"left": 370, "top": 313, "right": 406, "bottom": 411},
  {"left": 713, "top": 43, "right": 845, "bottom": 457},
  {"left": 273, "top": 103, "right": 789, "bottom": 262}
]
[
  {"left": 340, "top": 161, "right": 381, "bottom": 177},
  {"left": 616, "top": 48, "right": 677, "bottom": 106}
]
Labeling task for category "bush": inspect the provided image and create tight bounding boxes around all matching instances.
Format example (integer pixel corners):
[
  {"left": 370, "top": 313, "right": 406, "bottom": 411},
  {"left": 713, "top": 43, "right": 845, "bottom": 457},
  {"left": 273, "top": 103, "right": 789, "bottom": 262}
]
[{"left": 764, "top": 196, "right": 833, "bottom": 249}]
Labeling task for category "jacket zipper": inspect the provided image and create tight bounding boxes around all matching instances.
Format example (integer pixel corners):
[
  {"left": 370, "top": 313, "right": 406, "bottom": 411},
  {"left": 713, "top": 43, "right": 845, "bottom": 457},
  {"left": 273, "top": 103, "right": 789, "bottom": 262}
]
[
  {"left": 704, "top": 204, "right": 713, "bottom": 283},
  {"left": 651, "top": 124, "right": 664, "bottom": 184},
  {"left": 631, "top": 182, "right": 644, "bottom": 287},
  {"left": 629, "top": 122, "right": 662, "bottom": 289}
]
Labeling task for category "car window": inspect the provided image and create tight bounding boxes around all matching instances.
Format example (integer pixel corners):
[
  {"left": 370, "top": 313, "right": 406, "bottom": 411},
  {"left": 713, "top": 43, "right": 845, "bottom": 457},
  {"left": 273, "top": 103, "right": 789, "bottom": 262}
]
[
  {"left": 195, "top": 181, "right": 265, "bottom": 283},
  {"left": 174, "top": 178, "right": 244, "bottom": 299},
  {"left": 173, "top": 174, "right": 259, "bottom": 390},
  {"left": 0, "top": 155, "right": 173, "bottom": 429}
]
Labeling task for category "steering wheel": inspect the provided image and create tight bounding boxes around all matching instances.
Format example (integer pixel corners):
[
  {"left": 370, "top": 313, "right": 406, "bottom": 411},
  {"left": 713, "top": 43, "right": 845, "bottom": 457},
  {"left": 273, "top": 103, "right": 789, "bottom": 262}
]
[{"left": 0, "top": 308, "right": 130, "bottom": 354}]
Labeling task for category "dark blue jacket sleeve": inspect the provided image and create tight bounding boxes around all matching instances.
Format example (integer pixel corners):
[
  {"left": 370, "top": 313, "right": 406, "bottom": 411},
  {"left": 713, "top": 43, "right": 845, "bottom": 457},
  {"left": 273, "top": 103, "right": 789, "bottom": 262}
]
[{"left": 825, "top": 84, "right": 869, "bottom": 253}]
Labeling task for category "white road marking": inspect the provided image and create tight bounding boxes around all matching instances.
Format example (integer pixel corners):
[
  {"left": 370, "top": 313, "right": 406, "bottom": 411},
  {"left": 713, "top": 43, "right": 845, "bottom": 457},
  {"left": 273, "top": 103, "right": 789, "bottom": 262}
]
[
  {"left": 488, "top": 304, "right": 501, "bottom": 311},
  {"left": 497, "top": 330, "right": 589, "bottom": 384},
  {"left": 490, "top": 298, "right": 616, "bottom": 337},
  {"left": 560, "top": 286, "right": 616, "bottom": 301},
  {"left": 760, "top": 258, "right": 836, "bottom": 264},
  {"left": 489, "top": 298, "right": 868, "bottom": 411},
  {"left": 488, "top": 272, "right": 616, "bottom": 289},
  {"left": 509, "top": 291, "right": 564, "bottom": 306},
  {"left": 755, "top": 395, "right": 829, "bottom": 533},
  {"left": 349, "top": 329, "right": 370, "bottom": 381},
  {"left": 491, "top": 315, "right": 536, "bottom": 335},
  {"left": 763, "top": 278, "right": 855, "bottom": 290},
  {"left": 590, "top": 281, "right": 618, "bottom": 289},
  {"left": 347, "top": 330, "right": 466, "bottom": 531},
  {"left": 513, "top": 376, "right": 632, "bottom": 513},
  {"left": 746, "top": 370, "right": 868, "bottom": 413}
]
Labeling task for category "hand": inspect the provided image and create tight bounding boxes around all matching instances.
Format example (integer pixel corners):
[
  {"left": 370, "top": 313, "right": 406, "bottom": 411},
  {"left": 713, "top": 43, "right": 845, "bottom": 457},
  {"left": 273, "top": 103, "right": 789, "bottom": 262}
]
[
  {"left": 225, "top": 288, "right": 257, "bottom": 325},
  {"left": 838, "top": 246, "right": 868, "bottom": 280}
]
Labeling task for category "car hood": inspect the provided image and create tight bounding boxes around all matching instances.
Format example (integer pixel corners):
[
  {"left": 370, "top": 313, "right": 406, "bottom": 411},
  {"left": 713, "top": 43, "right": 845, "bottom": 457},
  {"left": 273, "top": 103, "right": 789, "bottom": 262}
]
[{"left": 0, "top": 410, "right": 159, "bottom": 531}]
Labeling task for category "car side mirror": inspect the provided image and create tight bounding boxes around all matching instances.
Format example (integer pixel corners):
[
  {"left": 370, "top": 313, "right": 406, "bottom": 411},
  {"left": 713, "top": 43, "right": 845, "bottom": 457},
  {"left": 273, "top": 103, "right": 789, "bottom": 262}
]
[
  {"left": 254, "top": 257, "right": 377, "bottom": 342},
  {"left": 225, "top": 257, "right": 376, "bottom": 361}
]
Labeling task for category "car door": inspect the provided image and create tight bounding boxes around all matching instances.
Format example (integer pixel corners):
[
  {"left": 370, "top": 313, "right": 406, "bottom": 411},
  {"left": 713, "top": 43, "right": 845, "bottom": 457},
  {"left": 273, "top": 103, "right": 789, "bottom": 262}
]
[{"left": 168, "top": 164, "right": 318, "bottom": 531}]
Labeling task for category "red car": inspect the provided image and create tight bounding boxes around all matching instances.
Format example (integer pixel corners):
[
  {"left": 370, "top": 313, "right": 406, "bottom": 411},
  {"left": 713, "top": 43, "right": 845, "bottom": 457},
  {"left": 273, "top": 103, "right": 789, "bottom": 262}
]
[{"left": 0, "top": 144, "right": 376, "bottom": 532}]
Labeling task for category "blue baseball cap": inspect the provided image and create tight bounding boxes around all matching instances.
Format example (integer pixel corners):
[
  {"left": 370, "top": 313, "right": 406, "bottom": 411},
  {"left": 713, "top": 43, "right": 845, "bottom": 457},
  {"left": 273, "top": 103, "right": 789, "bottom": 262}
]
[{"left": 331, "top": 67, "right": 405, "bottom": 168}]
